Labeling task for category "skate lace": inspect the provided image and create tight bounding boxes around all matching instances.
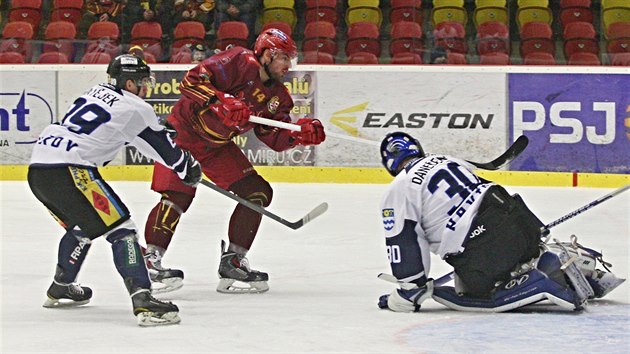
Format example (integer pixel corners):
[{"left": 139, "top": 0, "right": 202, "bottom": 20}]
[
  {"left": 237, "top": 255, "right": 252, "bottom": 272},
  {"left": 68, "top": 283, "right": 85, "bottom": 296}
]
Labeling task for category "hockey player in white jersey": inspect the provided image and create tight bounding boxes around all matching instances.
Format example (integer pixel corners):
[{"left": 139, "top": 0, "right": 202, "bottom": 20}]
[
  {"left": 376, "top": 131, "right": 624, "bottom": 313},
  {"left": 27, "top": 54, "right": 202, "bottom": 326}
]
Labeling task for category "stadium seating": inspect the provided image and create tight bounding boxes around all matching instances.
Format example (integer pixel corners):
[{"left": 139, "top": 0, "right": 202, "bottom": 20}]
[
  {"left": 479, "top": 51, "right": 510, "bottom": 64},
  {"left": 261, "top": 21, "right": 293, "bottom": 37},
  {"left": 445, "top": 52, "right": 468, "bottom": 64},
  {"left": 389, "top": 0, "right": 423, "bottom": 26},
  {"left": 301, "top": 51, "right": 335, "bottom": 64},
  {"left": 215, "top": 21, "right": 249, "bottom": 51},
  {"left": 473, "top": 5, "right": 508, "bottom": 29},
  {"left": 601, "top": 5, "right": 630, "bottom": 39},
  {"left": 130, "top": 21, "right": 163, "bottom": 59},
  {"left": 567, "top": 52, "right": 601, "bottom": 65},
  {"left": 559, "top": 0, "right": 594, "bottom": 31},
  {"left": 432, "top": 0, "right": 468, "bottom": 27},
  {"left": 522, "top": 51, "right": 556, "bottom": 65},
  {"left": 519, "top": 21, "right": 554, "bottom": 57},
  {"left": 80, "top": 51, "right": 112, "bottom": 64},
  {"left": 347, "top": 51, "right": 379, "bottom": 64},
  {"left": 516, "top": 1, "right": 553, "bottom": 30},
  {"left": 172, "top": 21, "right": 206, "bottom": 53},
  {"left": 302, "top": 21, "right": 338, "bottom": 56},
  {"left": 563, "top": 22, "right": 598, "bottom": 59},
  {"left": 42, "top": 21, "right": 77, "bottom": 62},
  {"left": 389, "top": 21, "right": 424, "bottom": 57},
  {"left": 390, "top": 52, "right": 423, "bottom": 64},
  {"left": 610, "top": 52, "right": 630, "bottom": 66},
  {"left": 170, "top": 47, "right": 193, "bottom": 63},
  {"left": 8, "top": 0, "right": 42, "bottom": 35},
  {"left": 433, "top": 21, "right": 467, "bottom": 54},
  {"left": 476, "top": 21, "right": 509, "bottom": 55},
  {"left": 85, "top": 21, "right": 121, "bottom": 59},
  {"left": 37, "top": 51, "right": 69, "bottom": 63},
  {"left": 262, "top": 0, "right": 298, "bottom": 30},
  {"left": 606, "top": 22, "right": 630, "bottom": 54},
  {"left": 0, "top": 51, "right": 26, "bottom": 63},
  {"left": 305, "top": 0, "right": 338, "bottom": 25},
  {"left": 345, "top": 22, "right": 381, "bottom": 57},
  {"left": 346, "top": 0, "right": 383, "bottom": 27},
  {"left": 50, "top": 0, "right": 84, "bottom": 30},
  {"left": 0, "top": 21, "right": 34, "bottom": 62}
]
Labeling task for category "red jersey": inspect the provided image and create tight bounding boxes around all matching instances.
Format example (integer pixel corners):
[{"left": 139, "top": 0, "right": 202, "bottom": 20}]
[{"left": 169, "top": 46, "right": 296, "bottom": 151}]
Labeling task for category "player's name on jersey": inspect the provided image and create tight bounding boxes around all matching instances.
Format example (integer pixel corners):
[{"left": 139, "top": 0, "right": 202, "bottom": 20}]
[{"left": 86, "top": 86, "right": 120, "bottom": 107}]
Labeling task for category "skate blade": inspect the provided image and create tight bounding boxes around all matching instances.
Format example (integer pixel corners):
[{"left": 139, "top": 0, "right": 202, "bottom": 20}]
[
  {"left": 136, "top": 311, "right": 181, "bottom": 327},
  {"left": 216, "top": 278, "right": 269, "bottom": 294},
  {"left": 43, "top": 297, "right": 90, "bottom": 308},
  {"left": 151, "top": 278, "right": 184, "bottom": 294},
  {"left": 596, "top": 276, "right": 626, "bottom": 298}
]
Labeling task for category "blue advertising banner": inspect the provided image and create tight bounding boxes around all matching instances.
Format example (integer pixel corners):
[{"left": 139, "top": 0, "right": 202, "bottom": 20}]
[{"left": 509, "top": 73, "right": 630, "bottom": 174}]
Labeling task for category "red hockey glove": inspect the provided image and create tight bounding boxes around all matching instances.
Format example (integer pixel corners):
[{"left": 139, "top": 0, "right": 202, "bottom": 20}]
[
  {"left": 290, "top": 118, "right": 326, "bottom": 146},
  {"left": 209, "top": 93, "right": 251, "bottom": 127}
]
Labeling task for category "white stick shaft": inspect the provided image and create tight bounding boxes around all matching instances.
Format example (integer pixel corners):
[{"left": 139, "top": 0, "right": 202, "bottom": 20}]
[{"left": 249, "top": 115, "right": 380, "bottom": 146}]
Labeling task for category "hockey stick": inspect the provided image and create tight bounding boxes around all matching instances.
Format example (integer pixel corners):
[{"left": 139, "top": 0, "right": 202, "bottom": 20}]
[
  {"left": 541, "top": 184, "right": 630, "bottom": 240},
  {"left": 377, "top": 272, "right": 454, "bottom": 289},
  {"left": 248, "top": 115, "right": 380, "bottom": 146},
  {"left": 465, "top": 135, "right": 529, "bottom": 170},
  {"left": 199, "top": 179, "right": 328, "bottom": 230}
]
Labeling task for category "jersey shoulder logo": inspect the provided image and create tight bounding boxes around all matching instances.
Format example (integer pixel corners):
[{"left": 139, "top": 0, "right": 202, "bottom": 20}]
[
  {"left": 382, "top": 208, "right": 395, "bottom": 231},
  {"left": 267, "top": 96, "right": 280, "bottom": 114}
]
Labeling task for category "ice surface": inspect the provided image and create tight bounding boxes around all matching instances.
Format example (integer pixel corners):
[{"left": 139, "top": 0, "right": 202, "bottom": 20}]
[{"left": 1, "top": 182, "right": 628, "bottom": 353}]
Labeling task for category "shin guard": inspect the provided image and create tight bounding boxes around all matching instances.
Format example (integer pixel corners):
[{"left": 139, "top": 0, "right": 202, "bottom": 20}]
[
  {"left": 55, "top": 230, "right": 92, "bottom": 284},
  {"left": 144, "top": 192, "right": 192, "bottom": 250},
  {"left": 228, "top": 175, "right": 272, "bottom": 250},
  {"left": 106, "top": 228, "right": 151, "bottom": 293}
]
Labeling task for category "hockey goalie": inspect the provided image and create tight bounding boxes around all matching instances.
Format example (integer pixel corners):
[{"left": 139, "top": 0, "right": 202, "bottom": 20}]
[{"left": 376, "top": 132, "right": 625, "bottom": 313}]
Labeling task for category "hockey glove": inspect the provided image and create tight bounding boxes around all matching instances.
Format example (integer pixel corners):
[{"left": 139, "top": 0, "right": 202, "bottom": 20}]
[
  {"left": 162, "top": 120, "right": 178, "bottom": 139},
  {"left": 177, "top": 151, "right": 202, "bottom": 187},
  {"left": 290, "top": 118, "right": 326, "bottom": 146},
  {"left": 209, "top": 93, "right": 251, "bottom": 127},
  {"left": 378, "top": 281, "right": 434, "bottom": 312}
]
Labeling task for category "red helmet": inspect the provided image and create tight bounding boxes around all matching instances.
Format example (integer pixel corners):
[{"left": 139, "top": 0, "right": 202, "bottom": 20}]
[{"left": 254, "top": 28, "right": 297, "bottom": 60}]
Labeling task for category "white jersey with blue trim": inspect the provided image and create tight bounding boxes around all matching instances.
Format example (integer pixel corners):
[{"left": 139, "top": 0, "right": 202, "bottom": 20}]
[
  {"left": 380, "top": 154, "right": 495, "bottom": 259},
  {"left": 30, "top": 83, "right": 182, "bottom": 168}
]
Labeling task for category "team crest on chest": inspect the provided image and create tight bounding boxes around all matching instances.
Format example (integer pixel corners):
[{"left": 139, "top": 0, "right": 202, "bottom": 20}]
[
  {"left": 267, "top": 96, "right": 280, "bottom": 114},
  {"left": 382, "top": 208, "right": 395, "bottom": 231}
]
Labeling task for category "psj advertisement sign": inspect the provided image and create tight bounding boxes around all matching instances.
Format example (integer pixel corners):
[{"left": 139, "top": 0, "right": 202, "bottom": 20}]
[{"left": 510, "top": 73, "right": 630, "bottom": 174}]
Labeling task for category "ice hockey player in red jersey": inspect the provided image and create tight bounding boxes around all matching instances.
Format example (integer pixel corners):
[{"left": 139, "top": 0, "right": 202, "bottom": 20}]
[
  {"left": 144, "top": 29, "right": 325, "bottom": 293},
  {"left": 28, "top": 54, "right": 202, "bottom": 326}
]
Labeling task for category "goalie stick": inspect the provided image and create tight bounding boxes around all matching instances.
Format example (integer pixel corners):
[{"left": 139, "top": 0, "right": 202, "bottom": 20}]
[
  {"left": 200, "top": 179, "right": 328, "bottom": 230},
  {"left": 248, "top": 116, "right": 528, "bottom": 170}
]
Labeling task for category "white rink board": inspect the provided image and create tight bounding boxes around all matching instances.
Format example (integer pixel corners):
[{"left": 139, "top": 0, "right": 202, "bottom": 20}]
[{"left": 316, "top": 71, "right": 506, "bottom": 166}]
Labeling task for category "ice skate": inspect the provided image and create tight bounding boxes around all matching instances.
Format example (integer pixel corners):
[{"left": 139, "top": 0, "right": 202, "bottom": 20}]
[
  {"left": 43, "top": 281, "right": 92, "bottom": 308},
  {"left": 217, "top": 240, "right": 269, "bottom": 294},
  {"left": 145, "top": 245, "right": 184, "bottom": 294},
  {"left": 131, "top": 289, "right": 181, "bottom": 327}
]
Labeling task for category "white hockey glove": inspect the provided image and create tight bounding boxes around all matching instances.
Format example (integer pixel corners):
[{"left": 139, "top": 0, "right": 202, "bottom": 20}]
[
  {"left": 378, "top": 281, "right": 434, "bottom": 312},
  {"left": 177, "top": 151, "right": 202, "bottom": 187}
]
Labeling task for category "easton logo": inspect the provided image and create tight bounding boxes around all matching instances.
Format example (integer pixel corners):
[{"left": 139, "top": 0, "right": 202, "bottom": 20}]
[
  {"left": 382, "top": 208, "right": 395, "bottom": 231},
  {"left": 468, "top": 225, "right": 486, "bottom": 239},
  {"left": 505, "top": 274, "right": 529, "bottom": 289}
]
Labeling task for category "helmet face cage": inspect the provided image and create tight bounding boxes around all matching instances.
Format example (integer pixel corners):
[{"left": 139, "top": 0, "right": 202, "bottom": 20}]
[
  {"left": 254, "top": 28, "right": 298, "bottom": 60},
  {"left": 107, "top": 54, "right": 154, "bottom": 89},
  {"left": 380, "top": 132, "right": 425, "bottom": 176}
]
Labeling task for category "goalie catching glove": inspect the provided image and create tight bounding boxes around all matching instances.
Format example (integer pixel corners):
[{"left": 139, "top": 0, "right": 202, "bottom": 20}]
[
  {"left": 208, "top": 92, "right": 251, "bottom": 127},
  {"left": 290, "top": 118, "right": 326, "bottom": 146}
]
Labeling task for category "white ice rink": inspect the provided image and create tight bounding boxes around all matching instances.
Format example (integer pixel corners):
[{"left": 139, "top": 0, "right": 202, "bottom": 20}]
[{"left": 1, "top": 181, "right": 629, "bottom": 353}]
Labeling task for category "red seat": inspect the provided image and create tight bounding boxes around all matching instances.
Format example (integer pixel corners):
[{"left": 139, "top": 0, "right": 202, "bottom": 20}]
[
  {"left": 301, "top": 51, "right": 335, "bottom": 64},
  {"left": 559, "top": 0, "right": 594, "bottom": 31},
  {"left": 130, "top": 21, "right": 163, "bottom": 59},
  {"left": 302, "top": 21, "right": 338, "bottom": 56},
  {"left": 37, "top": 51, "right": 69, "bottom": 63},
  {"left": 611, "top": 52, "right": 630, "bottom": 66},
  {"left": 304, "top": 0, "right": 338, "bottom": 25},
  {"left": 347, "top": 51, "right": 379, "bottom": 64},
  {"left": 345, "top": 22, "right": 381, "bottom": 57},
  {"left": 172, "top": 21, "right": 206, "bottom": 51},
  {"left": 479, "top": 52, "right": 510, "bottom": 64},
  {"left": 215, "top": 21, "right": 248, "bottom": 51},
  {"left": 50, "top": 0, "right": 84, "bottom": 30},
  {"left": 476, "top": 21, "right": 509, "bottom": 55},
  {"left": 433, "top": 21, "right": 467, "bottom": 54},
  {"left": 170, "top": 47, "right": 193, "bottom": 63},
  {"left": 519, "top": 21, "right": 554, "bottom": 57},
  {"left": 568, "top": 52, "right": 601, "bottom": 65},
  {"left": 390, "top": 21, "right": 423, "bottom": 56},
  {"left": 80, "top": 51, "right": 112, "bottom": 64},
  {"left": 42, "top": 21, "right": 77, "bottom": 62},
  {"left": 446, "top": 52, "right": 468, "bottom": 64},
  {"left": 8, "top": 0, "right": 42, "bottom": 35},
  {"left": 523, "top": 52, "right": 556, "bottom": 65},
  {"left": 261, "top": 21, "right": 293, "bottom": 37},
  {"left": 606, "top": 22, "right": 630, "bottom": 54},
  {"left": 0, "top": 51, "right": 26, "bottom": 63},
  {"left": 0, "top": 21, "right": 34, "bottom": 62},
  {"left": 390, "top": 52, "right": 423, "bottom": 64},
  {"left": 563, "top": 22, "right": 598, "bottom": 58},
  {"left": 390, "top": 0, "right": 423, "bottom": 25},
  {"left": 85, "top": 21, "right": 121, "bottom": 58}
]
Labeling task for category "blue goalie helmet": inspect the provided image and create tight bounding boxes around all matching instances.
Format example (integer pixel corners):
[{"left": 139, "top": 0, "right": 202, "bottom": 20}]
[{"left": 380, "top": 131, "right": 425, "bottom": 176}]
